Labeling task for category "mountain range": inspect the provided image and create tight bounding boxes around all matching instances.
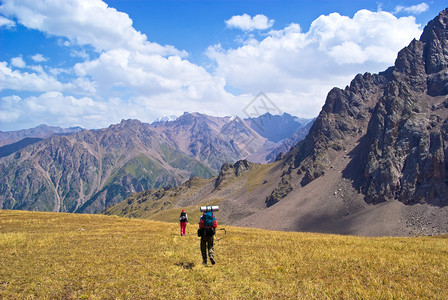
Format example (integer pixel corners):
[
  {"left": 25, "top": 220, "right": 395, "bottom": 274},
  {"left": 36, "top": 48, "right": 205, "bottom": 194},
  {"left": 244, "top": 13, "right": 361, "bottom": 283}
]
[
  {"left": 0, "top": 124, "right": 83, "bottom": 147},
  {"left": 0, "top": 112, "right": 311, "bottom": 213},
  {"left": 106, "top": 8, "right": 448, "bottom": 236}
]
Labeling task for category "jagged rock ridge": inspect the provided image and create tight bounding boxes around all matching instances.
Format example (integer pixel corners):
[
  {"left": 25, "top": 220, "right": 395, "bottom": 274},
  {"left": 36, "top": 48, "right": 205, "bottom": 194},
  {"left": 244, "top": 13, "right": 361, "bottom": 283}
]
[{"left": 273, "top": 8, "right": 448, "bottom": 207}]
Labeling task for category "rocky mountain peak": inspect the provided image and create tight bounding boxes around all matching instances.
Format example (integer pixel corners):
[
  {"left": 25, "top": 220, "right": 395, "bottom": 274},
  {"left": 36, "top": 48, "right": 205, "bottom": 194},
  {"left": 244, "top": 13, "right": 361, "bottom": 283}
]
[
  {"left": 394, "top": 39, "right": 425, "bottom": 77},
  {"left": 272, "top": 8, "right": 448, "bottom": 207},
  {"left": 175, "top": 112, "right": 205, "bottom": 125},
  {"left": 112, "top": 119, "right": 145, "bottom": 129},
  {"left": 420, "top": 8, "right": 448, "bottom": 75}
]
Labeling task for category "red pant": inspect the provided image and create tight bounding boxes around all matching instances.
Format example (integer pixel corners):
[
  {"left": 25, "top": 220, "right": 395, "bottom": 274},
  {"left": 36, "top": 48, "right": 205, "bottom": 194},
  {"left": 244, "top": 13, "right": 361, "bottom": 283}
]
[{"left": 180, "top": 222, "right": 187, "bottom": 235}]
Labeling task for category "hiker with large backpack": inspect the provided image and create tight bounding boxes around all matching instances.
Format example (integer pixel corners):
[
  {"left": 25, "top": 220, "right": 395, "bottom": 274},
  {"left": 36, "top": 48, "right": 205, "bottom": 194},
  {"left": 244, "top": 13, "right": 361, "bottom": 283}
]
[
  {"left": 179, "top": 209, "right": 189, "bottom": 236},
  {"left": 198, "top": 208, "right": 218, "bottom": 265}
]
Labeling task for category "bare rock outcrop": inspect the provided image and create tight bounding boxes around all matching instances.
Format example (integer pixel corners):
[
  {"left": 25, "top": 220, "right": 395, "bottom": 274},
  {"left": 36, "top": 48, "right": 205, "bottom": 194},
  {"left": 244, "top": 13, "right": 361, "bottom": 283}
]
[{"left": 214, "top": 160, "right": 253, "bottom": 190}]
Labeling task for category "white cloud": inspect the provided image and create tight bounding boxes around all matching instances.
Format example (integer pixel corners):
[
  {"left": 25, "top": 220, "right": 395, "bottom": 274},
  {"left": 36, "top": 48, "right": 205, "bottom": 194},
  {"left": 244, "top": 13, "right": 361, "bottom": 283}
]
[
  {"left": 0, "top": 0, "right": 185, "bottom": 56},
  {"left": 226, "top": 14, "right": 274, "bottom": 31},
  {"left": 0, "top": 92, "right": 116, "bottom": 129},
  {"left": 31, "top": 53, "right": 48, "bottom": 63},
  {"left": 10, "top": 56, "right": 26, "bottom": 68},
  {"left": 0, "top": 95, "right": 21, "bottom": 123},
  {"left": 394, "top": 3, "right": 429, "bottom": 15},
  {"left": 208, "top": 10, "right": 423, "bottom": 118},
  {"left": 0, "top": 61, "right": 65, "bottom": 92},
  {"left": 0, "top": 14, "right": 14, "bottom": 27},
  {"left": 309, "top": 10, "right": 420, "bottom": 63},
  {"left": 0, "top": 61, "right": 95, "bottom": 95},
  {"left": 73, "top": 49, "right": 228, "bottom": 98}
]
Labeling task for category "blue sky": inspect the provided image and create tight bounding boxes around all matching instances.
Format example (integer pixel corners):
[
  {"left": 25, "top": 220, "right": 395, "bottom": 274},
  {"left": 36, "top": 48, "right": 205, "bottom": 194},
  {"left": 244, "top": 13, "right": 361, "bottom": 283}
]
[{"left": 0, "top": 0, "right": 446, "bottom": 131}]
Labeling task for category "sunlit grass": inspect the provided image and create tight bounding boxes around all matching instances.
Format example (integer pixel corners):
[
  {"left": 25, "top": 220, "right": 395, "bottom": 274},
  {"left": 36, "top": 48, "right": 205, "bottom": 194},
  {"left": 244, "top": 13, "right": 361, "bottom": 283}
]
[{"left": 1, "top": 210, "right": 447, "bottom": 299}]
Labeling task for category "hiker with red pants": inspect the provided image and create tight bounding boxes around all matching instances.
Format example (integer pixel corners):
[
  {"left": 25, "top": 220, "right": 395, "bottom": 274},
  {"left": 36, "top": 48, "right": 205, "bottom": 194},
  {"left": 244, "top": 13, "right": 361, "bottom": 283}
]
[
  {"left": 198, "top": 210, "right": 217, "bottom": 265},
  {"left": 179, "top": 209, "right": 188, "bottom": 236}
]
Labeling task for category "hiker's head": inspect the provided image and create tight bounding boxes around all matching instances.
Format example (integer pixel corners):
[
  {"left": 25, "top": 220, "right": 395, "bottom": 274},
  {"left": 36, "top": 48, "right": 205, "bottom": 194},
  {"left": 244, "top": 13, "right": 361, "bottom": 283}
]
[{"left": 182, "top": 209, "right": 185, "bottom": 212}]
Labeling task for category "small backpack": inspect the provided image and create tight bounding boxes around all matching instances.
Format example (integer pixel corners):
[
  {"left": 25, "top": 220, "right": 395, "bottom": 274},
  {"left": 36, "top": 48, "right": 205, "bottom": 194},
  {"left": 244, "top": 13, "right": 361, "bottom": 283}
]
[{"left": 179, "top": 212, "right": 187, "bottom": 222}]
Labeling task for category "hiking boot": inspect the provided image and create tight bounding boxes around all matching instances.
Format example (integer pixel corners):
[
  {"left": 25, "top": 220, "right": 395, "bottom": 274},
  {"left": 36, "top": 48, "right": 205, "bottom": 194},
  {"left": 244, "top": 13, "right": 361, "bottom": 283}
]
[{"left": 210, "top": 258, "right": 215, "bottom": 265}]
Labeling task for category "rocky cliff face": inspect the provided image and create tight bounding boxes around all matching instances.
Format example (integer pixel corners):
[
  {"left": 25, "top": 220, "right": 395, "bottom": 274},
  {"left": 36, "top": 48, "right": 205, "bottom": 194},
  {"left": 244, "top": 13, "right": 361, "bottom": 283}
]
[
  {"left": 273, "top": 8, "right": 448, "bottom": 207},
  {"left": 361, "top": 10, "right": 448, "bottom": 205}
]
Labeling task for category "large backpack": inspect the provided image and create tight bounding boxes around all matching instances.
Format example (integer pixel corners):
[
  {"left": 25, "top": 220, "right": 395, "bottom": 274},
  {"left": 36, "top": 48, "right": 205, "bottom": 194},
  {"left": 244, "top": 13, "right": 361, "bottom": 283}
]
[
  {"left": 203, "top": 211, "right": 215, "bottom": 227},
  {"left": 199, "top": 211, "right": 217, "bottom": 237}
]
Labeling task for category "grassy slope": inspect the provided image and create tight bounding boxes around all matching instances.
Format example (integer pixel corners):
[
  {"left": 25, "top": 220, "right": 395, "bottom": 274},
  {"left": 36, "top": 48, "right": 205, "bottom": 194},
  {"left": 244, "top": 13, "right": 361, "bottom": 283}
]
[
  {"left": 1, "top": 210, "right": 447, "bottom": 299},
  {"left": 104, "top": 176, "right": 218, "bottom": 222},
  {"left": 105, "top": 162, "right": 281, "bottom": 223}
]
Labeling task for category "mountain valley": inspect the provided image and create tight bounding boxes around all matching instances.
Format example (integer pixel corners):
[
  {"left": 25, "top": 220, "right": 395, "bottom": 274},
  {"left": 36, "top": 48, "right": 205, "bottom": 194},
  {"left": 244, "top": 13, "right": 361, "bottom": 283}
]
[{"left": 106, "top": 8, "right": 448, "bottom": 237}]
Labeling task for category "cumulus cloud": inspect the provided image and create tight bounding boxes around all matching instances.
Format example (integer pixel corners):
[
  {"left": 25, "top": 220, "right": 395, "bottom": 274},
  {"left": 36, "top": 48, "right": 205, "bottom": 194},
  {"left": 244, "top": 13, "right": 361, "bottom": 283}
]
[
  {"left": 0, "top": 61, "right": 65, "bottom": 92},
  {"left": 73, "top": 49, "right": 228, "bottom": 98},
  {"left": 208, "top": 9, "right": 422, "bottom": 118},
  {"left": 31, "top": 53, "right": 48, "bottom": 63},
  {"left": 0, "top": 61, "right": 97, "bottom": 96},
  {"left": 394, "top": 3, "right": 429, "bottom": 15},
  {"left": 226, "top": 14, "right": 274, "bottom": 31},
  {"left": 10, "top": 56, "right": 26, "bottom": 68},
  {"left": 0, "top": 0, "right": 185, "bottom": 56}
]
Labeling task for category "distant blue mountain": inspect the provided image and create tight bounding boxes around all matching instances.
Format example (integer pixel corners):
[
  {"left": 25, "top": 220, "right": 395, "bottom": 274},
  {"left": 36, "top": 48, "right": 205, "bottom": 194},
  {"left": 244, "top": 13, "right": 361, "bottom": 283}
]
[
  {"left": 0, "top": 124, "right": 83, "bottom": 147},
  {"left": 0, "top": 137, "right": 43, "bottom": 158},
  {"left": 244, "top": 113, "right": 312, "bottom": 143}
]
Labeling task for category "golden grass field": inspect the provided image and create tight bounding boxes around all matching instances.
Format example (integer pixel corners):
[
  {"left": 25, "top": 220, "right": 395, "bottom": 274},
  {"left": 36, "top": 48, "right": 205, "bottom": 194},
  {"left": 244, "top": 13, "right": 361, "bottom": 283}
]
[{"left": 1, "top": 209, "right": 447, "bottom": 299}]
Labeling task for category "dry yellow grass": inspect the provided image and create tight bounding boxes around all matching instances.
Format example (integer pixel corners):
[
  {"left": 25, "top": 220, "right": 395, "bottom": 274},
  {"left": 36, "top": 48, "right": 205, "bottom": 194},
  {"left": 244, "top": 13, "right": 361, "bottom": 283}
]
[{"left": 1, "top": 209, "right": 447, "bottom": 299}]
